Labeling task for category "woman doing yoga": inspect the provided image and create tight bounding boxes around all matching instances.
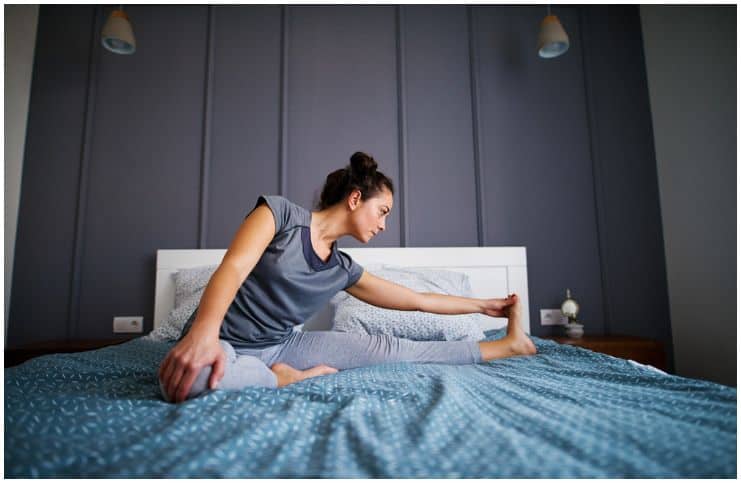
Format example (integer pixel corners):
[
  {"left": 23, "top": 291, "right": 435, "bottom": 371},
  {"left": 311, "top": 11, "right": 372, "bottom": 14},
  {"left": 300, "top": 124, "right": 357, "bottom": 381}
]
[{"left": 158, "top": 151, "right": 536, "bottom": 404}]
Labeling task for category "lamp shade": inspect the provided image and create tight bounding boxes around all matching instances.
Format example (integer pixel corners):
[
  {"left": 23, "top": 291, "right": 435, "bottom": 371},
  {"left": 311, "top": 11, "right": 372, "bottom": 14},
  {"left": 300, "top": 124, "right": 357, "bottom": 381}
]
[
  {"left": 537, "top": 14, "right": 569, "bottom": 58},
  {"left": 101, "top": 9, "right": 136, "bottom": 55}
]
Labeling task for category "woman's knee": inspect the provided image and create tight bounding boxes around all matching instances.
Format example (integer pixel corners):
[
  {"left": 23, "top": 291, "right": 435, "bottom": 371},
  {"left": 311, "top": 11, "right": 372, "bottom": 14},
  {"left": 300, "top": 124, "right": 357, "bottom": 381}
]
[
  {"left": 158, "top": 340, "right": 236, "bottom": 403},
  {"left": 158, "top": 364, "right": 213, "bottom": 403},
  {"left": 159, "top": 354, "right": 278, "bottom": 403},
  {"left": 218, "top": 339, "right": 237, "bottom": 362}
]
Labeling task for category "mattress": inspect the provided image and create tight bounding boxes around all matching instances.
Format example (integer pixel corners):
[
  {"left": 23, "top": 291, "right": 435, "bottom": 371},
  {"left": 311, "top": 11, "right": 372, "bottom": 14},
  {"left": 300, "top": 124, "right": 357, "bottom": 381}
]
[{"left": 4, "top": 330, "right": 736, "bottom": 477}]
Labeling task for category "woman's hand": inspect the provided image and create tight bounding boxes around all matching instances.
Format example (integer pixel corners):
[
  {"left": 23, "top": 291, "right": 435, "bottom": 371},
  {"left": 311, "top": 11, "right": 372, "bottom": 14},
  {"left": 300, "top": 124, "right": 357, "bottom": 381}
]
[
  {"left": 158, "top": 327, "right": 226, "bottom": 404},
  {"left": 481, "top": 293, "right": 518, "bottom": 317}
]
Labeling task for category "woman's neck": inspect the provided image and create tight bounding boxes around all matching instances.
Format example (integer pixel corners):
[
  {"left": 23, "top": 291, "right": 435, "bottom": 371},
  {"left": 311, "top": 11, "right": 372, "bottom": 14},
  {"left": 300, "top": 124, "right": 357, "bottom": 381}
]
[{"left": 310, "top": 205, "right": 349, "bottom": 247}]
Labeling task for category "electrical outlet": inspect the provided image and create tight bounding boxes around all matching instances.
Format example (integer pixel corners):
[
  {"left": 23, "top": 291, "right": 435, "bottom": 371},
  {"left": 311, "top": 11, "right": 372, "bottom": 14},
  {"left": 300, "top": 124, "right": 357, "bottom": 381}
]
[
  {"left": 540, "top": 309, "right": 567, "bottom": 326},
  {"left": 113, "top": 316, "right": 143, "bottom": 333}
]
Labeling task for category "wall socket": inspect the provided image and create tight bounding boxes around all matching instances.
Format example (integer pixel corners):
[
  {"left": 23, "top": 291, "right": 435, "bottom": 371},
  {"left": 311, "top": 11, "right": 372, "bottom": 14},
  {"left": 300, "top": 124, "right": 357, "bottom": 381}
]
[
  {"left": 113, "top": 316, "right": 144, "bottom": 333},
  {"left": 540, "top": 309, "right": 567, "bottom": 326}
]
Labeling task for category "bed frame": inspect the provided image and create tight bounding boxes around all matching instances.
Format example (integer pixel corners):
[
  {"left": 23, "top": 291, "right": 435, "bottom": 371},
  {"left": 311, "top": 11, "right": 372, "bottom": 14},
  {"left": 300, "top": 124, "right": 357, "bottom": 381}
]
[{"left": 153, "top": 247, "right": 531, "bottom": 335}]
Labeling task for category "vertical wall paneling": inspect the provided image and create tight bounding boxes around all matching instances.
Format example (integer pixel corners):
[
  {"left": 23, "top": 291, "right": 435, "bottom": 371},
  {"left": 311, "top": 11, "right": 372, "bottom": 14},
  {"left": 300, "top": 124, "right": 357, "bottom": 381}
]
[
  {"left": 79, "top": 6, "right": 206, "bottom": 337},
  {"left": 67, "top": 6, "right": 102, "bottom": 340},
  {"left": 468, "top": 7, "right": 485, "bottom": 247},
  {"left": 395, "top": 6, "right": 408, "bottom": 247},
  {"left": 199, "top": 6, "right": 215, "bottom": 249},
  {"left": 286, "top": 6, "right": 400, "bottom": 248},
  {"left": 207, "top": 6, "right": 282, "bottom": 248},
  {"left": 279, "top": 6, "right": 289, "bottom": 197},
  {"left": 579, "top": 6, "right": 673, "bottom": 367},
  {"left": 8, "top": 6, "right": 95, "bottom": 346},
  {"left": 578, "top": 7, "right": 612, "bottom": 335},
  {"left": 404, "top": 6, "right": 479, "bottom": 247},
  {"left": 11, "top": 6, "right": 673, "bottom": 353},
  {"left": 475, "top": 6, "right": 605, "bottom": 335}
]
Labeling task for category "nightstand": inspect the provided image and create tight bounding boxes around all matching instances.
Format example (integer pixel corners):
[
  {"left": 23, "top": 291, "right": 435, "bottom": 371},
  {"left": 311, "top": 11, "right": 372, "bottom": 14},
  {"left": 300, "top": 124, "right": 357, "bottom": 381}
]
[
  {"left": 5, "top": 338, "right": 136, "bottom": 368},
  {"left": 544, "top": 335, "right": 667, "bottom": 371}
]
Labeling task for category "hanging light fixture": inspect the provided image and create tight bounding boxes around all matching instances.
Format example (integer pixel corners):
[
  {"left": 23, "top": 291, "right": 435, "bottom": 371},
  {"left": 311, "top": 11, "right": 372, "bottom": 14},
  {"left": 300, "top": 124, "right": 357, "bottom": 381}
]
[
  {"left": 537, "top": 5, "right": 569, "bottom": 59},
  {"left": 101, "top": 5, "right": 136, "bottom": 55}
]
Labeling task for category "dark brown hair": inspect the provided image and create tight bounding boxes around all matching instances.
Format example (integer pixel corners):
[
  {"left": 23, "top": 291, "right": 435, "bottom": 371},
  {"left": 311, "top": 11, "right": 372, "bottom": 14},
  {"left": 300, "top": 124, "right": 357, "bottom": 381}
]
[{"left": 316, "top": 151, "right": 394, "bottom": 210}]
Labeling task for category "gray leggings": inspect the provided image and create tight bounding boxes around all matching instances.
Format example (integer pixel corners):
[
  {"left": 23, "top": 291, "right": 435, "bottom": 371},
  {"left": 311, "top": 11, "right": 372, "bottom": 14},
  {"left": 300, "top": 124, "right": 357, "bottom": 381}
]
[{"left": 159, "top": 330, "right": 482, "bottom": 402}]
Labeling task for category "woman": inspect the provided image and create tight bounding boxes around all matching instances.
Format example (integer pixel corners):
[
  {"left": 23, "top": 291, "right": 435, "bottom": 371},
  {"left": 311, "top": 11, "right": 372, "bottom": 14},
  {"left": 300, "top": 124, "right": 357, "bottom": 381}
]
[{"left": 158, "top": 152, "right": 536, "bottom": 404}]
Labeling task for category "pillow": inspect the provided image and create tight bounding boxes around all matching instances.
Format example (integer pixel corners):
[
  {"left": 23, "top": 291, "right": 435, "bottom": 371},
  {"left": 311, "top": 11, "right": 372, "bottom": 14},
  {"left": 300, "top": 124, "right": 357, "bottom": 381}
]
[
  {"left": 144, "top": 265, "right": 218, "bottom": 342},
  {"left": 330, "top": 264, "right": 487, "bottom": 341}
]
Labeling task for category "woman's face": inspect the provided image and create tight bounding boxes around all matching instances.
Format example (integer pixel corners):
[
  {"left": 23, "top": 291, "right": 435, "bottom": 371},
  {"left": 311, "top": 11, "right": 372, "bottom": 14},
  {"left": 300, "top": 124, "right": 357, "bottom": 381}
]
[{"left": 349, "top": 188, "right": 393, "bottom": 243}]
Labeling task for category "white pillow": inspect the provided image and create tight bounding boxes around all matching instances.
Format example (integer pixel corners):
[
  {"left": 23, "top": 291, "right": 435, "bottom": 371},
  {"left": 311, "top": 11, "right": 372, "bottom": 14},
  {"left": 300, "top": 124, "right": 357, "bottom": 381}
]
[
  {"left": 330, "top": 264, "right": 487, "bottom": 341},
  {"left": 144, "top": 265, "right": 218, "bottom": 342}
]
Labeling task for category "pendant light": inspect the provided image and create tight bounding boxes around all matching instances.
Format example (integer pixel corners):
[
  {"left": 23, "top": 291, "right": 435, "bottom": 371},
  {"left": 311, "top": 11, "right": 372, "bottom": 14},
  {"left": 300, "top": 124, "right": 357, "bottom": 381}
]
[
  {"left": 101, "top": 5, "right": 136, "bottom": 55},
  {"left": 537, "top": 5, "right": 569, "bottom": 59}
]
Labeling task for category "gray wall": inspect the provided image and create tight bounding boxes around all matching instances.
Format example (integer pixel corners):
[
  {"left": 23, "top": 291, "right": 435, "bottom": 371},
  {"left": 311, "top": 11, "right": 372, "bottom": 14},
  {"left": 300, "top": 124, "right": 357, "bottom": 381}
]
[
  {"left": 4, "top": 5, "right": 39, "bottom": 349},
  {"left": 8, "top": 6, "right": 674, "bottom": 373},
  {"left": 640, "top": 6, "right": 736, "bottom": 387}
]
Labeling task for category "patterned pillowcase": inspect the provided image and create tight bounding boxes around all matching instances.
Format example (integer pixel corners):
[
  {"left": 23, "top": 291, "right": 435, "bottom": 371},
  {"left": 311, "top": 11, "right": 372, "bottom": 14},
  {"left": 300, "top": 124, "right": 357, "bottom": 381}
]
[
  {"left": 330, "top": 265, "right": 487, "bottom": 341},
  {"left": 144, "top": 265, "right": 218, "bottom": 342},
  {"left": 146, "top": 264, "right": 489, "bottom": 342}
]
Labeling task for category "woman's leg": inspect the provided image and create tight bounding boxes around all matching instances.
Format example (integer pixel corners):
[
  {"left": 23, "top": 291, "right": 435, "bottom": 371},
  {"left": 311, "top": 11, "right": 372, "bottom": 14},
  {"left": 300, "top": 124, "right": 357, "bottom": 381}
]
[
  {"left": 158, "top": 339, "right": 338, "bottom": 401},
  {"left": 269, "top": 330, "right": 482, "bottom": 372},
  {"left": 268, "top": 296, "right": 536, "bottom": 372},
  {"left": 158, "top": 340, "right": 278, "bottom": 402}
]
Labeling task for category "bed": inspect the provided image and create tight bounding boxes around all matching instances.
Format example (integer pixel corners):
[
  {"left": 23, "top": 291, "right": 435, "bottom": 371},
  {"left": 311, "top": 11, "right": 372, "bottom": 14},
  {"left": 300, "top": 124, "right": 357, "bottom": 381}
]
[{"left": 5, "top": 247, "right": 736, "bottom": 477}]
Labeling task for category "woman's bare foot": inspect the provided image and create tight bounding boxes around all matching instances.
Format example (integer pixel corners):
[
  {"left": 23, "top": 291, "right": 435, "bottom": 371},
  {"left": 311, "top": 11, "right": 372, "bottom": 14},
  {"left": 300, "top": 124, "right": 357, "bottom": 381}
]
[
  {"left": 478, "top": 294, "right": 537, "bottom": 361},
  {"left": 503, "top": 295, "right": 537, "bottom": 357},
  {"left": 270, "top": 362, "right": 338, "bottom": 388}
]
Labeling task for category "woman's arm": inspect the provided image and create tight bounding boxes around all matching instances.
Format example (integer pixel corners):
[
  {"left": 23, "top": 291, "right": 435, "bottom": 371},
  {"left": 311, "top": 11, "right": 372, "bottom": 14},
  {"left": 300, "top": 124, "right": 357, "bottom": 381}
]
[
  {"left": 159, "top": 204, "right": 276, "bottom": 403},
  {"left": 345, "top": 271, "right": 515, "bottom": 317},
  {"left": 188, "top": 204, "right": 276, "bottom": 338}
]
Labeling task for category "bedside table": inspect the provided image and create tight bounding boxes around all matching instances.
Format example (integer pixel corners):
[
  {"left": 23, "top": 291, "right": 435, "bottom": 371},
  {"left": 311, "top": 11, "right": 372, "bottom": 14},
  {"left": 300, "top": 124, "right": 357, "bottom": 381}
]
[
  {"left": 5, "top": 338, "right": 137, "bottom": 368},
  {"left": 544, "top": 335, "right": 667, "bottom": 371}
]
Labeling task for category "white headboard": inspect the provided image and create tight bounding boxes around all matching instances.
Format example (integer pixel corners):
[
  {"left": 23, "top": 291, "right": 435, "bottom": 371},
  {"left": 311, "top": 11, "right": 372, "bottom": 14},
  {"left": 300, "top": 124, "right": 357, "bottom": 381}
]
[{"left": 154, "top": 246, "right": 530, "bottom": 335}]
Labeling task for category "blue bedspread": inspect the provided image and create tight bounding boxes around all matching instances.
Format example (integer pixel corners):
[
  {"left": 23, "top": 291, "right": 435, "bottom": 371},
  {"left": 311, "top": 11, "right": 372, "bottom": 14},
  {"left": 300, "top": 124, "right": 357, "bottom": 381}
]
[{"left": 5, "top": 331, "right": 736, "bottom": 477}]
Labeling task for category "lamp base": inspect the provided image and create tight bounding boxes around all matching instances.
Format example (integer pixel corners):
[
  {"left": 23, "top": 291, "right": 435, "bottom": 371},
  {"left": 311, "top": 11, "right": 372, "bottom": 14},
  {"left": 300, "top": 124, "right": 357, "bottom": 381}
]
[{"left": 564, "top": 323, "right": 584, "bottom": 338}]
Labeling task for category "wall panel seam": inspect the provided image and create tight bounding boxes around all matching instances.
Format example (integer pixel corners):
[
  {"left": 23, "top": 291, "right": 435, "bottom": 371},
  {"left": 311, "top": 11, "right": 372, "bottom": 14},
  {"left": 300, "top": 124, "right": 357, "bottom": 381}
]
[
  {"left": 199, "top": 5, "right": 215, "bottom": 249},
  {"left": 578, "top": 7, "right": 612, "bottom": 335},
  {"left": 279, "top": 6, "right": 289, "bottom": 196},
  {"left": 396, "top": 6, "right": 408, "bottom": 247},
  {"left": 68, "top": 6, "right": 102, "bottom": 340},
  {"left": 467, "top": 6, "right": 485, "bottom": 247}
]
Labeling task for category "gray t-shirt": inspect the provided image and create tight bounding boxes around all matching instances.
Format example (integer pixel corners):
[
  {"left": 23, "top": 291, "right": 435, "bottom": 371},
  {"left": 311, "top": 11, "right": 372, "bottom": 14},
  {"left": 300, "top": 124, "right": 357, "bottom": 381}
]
[{"left": 180, "top": 195, "right": 365, "bottom": 349}]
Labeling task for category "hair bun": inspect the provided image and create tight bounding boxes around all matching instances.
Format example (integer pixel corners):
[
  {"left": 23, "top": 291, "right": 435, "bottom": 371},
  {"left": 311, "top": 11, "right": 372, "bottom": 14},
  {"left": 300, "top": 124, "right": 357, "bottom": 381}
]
[
  {"left": 316, "top": 151, "right": 394, "bottom": 210},
  {"left": 349, "top": 151, "right": 377, "bottom": 178}
]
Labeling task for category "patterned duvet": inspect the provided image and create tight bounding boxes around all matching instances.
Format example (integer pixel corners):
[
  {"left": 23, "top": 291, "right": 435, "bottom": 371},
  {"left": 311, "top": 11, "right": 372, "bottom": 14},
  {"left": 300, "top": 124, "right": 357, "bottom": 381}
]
[{"left": 5, "top": 330, "right": 736, "bottom": 477}]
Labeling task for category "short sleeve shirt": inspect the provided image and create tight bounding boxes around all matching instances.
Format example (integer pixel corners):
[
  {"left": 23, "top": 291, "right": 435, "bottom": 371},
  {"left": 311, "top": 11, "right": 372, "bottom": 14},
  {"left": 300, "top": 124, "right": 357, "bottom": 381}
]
[{"left": 180, "top": 195, "right": 364, "bottom": 349}]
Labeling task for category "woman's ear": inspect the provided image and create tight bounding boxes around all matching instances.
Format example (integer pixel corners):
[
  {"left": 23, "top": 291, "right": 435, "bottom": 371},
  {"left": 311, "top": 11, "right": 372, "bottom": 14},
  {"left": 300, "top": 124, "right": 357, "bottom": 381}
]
[{"left": 348, "top": 189, "right": 362, "bottom": 210}]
